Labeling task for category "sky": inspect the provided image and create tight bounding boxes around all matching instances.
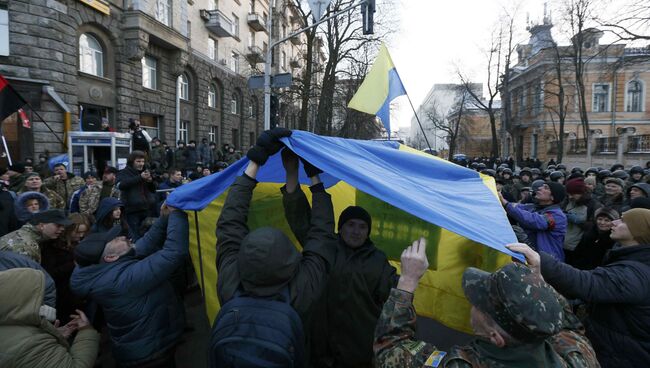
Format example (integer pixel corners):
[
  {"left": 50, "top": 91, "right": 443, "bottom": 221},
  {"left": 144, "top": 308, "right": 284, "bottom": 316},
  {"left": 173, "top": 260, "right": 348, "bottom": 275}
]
[{"left": 387, "top": 0, "right": 539, "bottom": 130}]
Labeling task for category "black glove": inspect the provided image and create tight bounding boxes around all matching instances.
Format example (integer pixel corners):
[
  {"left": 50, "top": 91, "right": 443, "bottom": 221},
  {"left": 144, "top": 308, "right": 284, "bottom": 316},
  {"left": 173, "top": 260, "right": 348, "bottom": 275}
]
[
  {"left": 256, "top": 128, "right": 292, "bottom": 156},
  {"left": 301, "top": 157, "right": 323, "bottom": 178},
  {"left": 246, "top": 146, "right": 269, "bottom": 165}
]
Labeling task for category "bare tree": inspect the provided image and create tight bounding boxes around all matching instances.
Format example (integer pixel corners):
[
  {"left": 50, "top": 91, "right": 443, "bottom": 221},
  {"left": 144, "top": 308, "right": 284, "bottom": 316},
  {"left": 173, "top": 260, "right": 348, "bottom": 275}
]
[
  {"left": 598, "top": 0, "right": 650, "bottom": 42},
  {"left": 543, "top": 42, "right": 573, "bottom": 163},
  {"left": 459, "top": 10, "right": 517, "bottom": 160},
  {"left": 424, "top": 87, "right": 470, "bottom": 160}
]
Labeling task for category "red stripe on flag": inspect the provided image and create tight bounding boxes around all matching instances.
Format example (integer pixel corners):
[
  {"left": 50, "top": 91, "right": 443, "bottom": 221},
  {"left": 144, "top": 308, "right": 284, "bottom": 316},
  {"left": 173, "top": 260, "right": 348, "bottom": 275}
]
[{"left": 0, "top": 75, "right": 9, "bottom": 90}]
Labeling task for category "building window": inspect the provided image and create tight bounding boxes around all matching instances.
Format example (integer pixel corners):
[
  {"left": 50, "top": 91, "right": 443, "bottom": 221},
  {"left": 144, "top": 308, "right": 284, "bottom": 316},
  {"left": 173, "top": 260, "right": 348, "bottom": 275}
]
[
  {"left": 626, "top": 80, "right": 643, "bottom": 112},
  {"left": 208, "top": 37, "right": 217, "bottom": 60},
  {"left": 247, "top": 102, "right": 253, "bottom": 117},
  {"left": 208, "top": 0, "right": 218, "bottom": 10},
  {"left": 232, "top": 14, "right": 240, "bottom": 37},
  {"left": 142, "top": 56, "right": 157, "bottom": 90},
  {"left": 0, "top": 8, "right": 8, "bottom": 56},
  {"left": 140, "top": 115, "right": 160, "bottom": 139},
  {"left": 178, "top": 74, "right": 189, "bottom": 100},
  {"left": 79, "top": 33, "right": 104, "bottom": 77},
  {"left": 209, "top": 125, "right": 218, "bottom": 143},
  {"left": 231, "top": 97, "right": 238, "bottom": 114},
  {"left": 230, "top": 51, "right": 239, "bottom": 73},
  {"left": 187, "top": 20, "right": 191, "bottom": 38},
  {"left": 249, "top": 0, "right": 255, "bottom": 13},
  {"left": 533, "top": 81, "right": 543, "bottom": 115},
  {"left": 179, "top": 120, "right": 189, "bottom": 143},
  {"left": 281, "top": 51, "right": 287, "bottom": 70},
  {"left": 155, "top": 0, "right": 172, "bottom": 26},
  {"left": 517, "top": 89, "right": 525, "bottom": 117},
  {"left": 592, "top": 83, "right": 610, "bottom": 112},
  {"left": 232, "top": 128, "right": 239, "bottom": 148},
  {"left": 249, "top": 31, "right": 255, "bottom": 48},
  {"left": 208, "top": 84, "right": 217, "bottom": 108}
]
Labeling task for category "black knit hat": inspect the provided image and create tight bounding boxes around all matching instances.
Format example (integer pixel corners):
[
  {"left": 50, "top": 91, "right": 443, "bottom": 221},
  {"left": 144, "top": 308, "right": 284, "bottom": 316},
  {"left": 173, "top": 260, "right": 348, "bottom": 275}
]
[
  {"left": 74, "top": 225, "right": 122, "bottom": 267},
  {"left": 545, "top": 181, "right": 566, "bottom": 204},
  {"left": 338, "top": 206, "right": 372, "bottom": 235}
]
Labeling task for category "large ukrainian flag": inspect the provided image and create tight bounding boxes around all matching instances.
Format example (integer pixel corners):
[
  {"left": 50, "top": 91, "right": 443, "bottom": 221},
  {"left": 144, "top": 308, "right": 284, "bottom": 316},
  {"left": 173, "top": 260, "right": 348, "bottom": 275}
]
[{"left": 167, "top": 131, "right": 519, "bottom": 333}]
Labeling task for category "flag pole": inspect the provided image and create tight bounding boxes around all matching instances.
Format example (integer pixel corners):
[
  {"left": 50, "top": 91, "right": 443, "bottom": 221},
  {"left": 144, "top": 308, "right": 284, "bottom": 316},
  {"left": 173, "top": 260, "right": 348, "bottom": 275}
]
[
  {"left": 23, "top": 103, "right": 66, "bottom": 146},
  {"left": 405, "top": 94, "right": 433, "bottom": 153}
]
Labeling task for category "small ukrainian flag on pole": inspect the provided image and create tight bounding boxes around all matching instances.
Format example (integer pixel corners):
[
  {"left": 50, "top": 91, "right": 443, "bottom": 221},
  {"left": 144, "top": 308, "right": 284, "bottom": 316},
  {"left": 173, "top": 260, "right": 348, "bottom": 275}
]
[{"left": 348, "top": 43, "right": 407, "bottom": 134}]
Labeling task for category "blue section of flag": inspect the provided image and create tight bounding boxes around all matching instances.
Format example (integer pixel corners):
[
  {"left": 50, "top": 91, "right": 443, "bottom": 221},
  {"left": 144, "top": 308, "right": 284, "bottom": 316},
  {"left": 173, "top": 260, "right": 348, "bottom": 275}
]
[
  {"left": 167, "top": 131, "right": 520, "bottom": 260},
  {"left": 376, "top": 68, "right": 407, "bottom": 132}
]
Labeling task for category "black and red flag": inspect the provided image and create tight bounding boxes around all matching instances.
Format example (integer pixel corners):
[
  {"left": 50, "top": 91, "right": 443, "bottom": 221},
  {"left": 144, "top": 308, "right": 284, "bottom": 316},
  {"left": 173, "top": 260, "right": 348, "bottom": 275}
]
[{"left": 0, "top": 74, "right": 27, "bottom": 123}]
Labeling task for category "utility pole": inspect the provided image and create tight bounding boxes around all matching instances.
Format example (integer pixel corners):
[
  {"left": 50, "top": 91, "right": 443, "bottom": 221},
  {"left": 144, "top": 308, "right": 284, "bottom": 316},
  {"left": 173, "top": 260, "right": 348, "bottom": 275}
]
[{"left": 262, "top": 0, "right": 372, "bottom": 130}]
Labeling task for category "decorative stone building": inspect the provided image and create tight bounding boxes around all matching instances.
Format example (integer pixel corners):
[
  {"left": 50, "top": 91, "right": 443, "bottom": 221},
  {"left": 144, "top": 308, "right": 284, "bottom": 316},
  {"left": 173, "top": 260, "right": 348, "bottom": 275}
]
[
  {"left": 503, "top": 15, "right": 650, "bottom": 167},
  {"left": 0, "top": 0, "right": 320, "bottom": 163}
]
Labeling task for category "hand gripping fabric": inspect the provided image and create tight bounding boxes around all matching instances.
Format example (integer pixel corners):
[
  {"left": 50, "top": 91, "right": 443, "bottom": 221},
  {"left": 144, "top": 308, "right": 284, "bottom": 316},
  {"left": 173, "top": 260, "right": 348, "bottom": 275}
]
[{"left": 209, "top": 286, "right": 304, "bottom": 368}]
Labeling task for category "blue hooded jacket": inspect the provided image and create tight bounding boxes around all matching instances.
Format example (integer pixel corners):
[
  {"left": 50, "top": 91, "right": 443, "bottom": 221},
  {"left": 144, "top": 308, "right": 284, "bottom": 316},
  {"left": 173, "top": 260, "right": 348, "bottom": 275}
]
[
  {"left": 92, "top": 197, "right": 123, "bottom": 233},
  {"left": 505, "top": 202, "right": 567, "bottom": 261},
  {"left": 70, "top": 211, "right": 189, "bottom": 364},
  {"left": 14, "top": 191, "right": 49, "bottom": 225}
]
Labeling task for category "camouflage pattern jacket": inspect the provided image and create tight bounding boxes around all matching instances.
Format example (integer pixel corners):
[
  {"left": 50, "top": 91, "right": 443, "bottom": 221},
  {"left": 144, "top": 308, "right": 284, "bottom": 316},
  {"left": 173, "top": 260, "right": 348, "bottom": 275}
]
[
  {"left": 78, "top": 183, "right": 120, "bottom": 215},
  {"left": 373, "top": 288, "right": 600, "bottom": 368},
  {"left": 0, "top": 224, "right": 45, "bottom": 263},
  {"left": 44, "top": 174, "right": 85, "bottom": 208}
]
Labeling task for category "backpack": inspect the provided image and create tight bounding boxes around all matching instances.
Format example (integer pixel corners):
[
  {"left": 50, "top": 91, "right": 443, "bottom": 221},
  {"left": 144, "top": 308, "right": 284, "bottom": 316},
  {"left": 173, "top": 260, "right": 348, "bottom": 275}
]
[{"left": 209, "top": 286, "right": 304, "bottom": 368}]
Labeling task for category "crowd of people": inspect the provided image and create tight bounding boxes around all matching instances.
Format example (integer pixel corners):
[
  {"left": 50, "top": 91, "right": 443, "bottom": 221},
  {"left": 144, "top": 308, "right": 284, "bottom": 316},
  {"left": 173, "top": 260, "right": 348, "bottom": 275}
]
[{"left": 0, "top": 127, "right": 648, "bottom": 367}]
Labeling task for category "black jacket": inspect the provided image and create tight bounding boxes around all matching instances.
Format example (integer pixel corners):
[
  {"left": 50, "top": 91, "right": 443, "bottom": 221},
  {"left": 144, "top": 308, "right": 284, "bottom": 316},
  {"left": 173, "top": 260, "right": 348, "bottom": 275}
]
[
  {"left": 540, "top": 244, "right": 650, "bottom": 367},
  {"left": 215, "top": 175, "right": 337, "bottom": 321},
  {"left": 282, "top": 187, "right": 397, "bottom": 368},
  {"left": 116, "top": 166, "right": 155, "bottom": 214}
]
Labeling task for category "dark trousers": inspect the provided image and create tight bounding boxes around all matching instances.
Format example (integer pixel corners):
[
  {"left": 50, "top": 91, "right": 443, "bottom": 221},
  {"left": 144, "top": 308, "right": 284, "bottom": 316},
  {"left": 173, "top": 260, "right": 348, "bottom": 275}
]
[{"left": 125, "top": 210, "right": 148, "bottom": 241}]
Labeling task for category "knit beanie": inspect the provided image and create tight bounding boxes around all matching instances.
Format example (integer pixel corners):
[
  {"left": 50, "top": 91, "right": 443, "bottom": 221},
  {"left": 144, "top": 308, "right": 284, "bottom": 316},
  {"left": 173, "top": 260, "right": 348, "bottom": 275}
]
[
  {"left": 338, "top": 206, "right": 372, "bottom": 235},
  {"left": 594, "top": 207, "right": 620, "bottom": 221},
  {"left": 622, "top": 208, "right": 650, "bottom": 245},
  {"left": 545, "top": 181, "right": 566, "bottom": 204},
  {"left": 604, "top": 177, "right": 625, "bottom": 189},
  {"left": 565, "top": 178, "right": 586, "bottom": 195}
]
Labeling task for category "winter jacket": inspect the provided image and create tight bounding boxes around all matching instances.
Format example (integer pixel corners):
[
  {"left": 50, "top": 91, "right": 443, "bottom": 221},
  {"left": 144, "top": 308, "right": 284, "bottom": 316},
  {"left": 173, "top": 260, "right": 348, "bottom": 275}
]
[
  {"left": 599, "top": 193, "right": 625, "bottom": 214},
  {"left": 14, "top": 191, "right": 49, "bottom": 225},
  {"left": 79, "top": 182, "right": 119, "bottom": 215},
  {"left": 505, "top": 202, "right": 567, "bottom": 261},
  {"left": 282, "top": 186, "right": 397, "bottom": 367},
  {"left": 198, "top": 143, "right": 213, "bottom": 166},
  {"left": 90, "top": 197, "right": 124, "bottom": 234},
  {"left": 540, "top": 244, "right": 650, "bottom": 367},
  {"left": 0, "top": 223, "right": 46, "bottom": 263},
  {"left": 565, "top": 227, "right": 615, "bottom": 270},
  {"left": 70, "top": 212, "right": 188, "bottom": 365},
  {"left": 43, "top": 173, "right": 85, "bottom": 209},
  {"left": 184, "top": 146, "right": 198, "bottom": 169},
  {"left": 68, "top": 186, "right": 87, "bottom": 213},
  {"left": 19, "top": 186, "right": 64, "bottom": 210},
  {"left": 40, "top": 238, "right": 79, "bottom": 323},
  {"left": 149, "top": 145, "right": 167, "bottom": 172},
  {"left": 0, "top": 250, "right": 56, "bottom": 307},
  {"left": 0, "top": 268, "right": 100, "bottom": 368},
  {"left": 157, "top": 180, "right": 181, "bottom": 208},
  {"left": 563, "top": 200, "right": 587, "bottom": 251},
  {"left": 116, "top": 166, "right": 156, "bottom": 214},
  {"left": 215, "top": 175, "right": 337, "bottom": 321},
  {"left": 173, "top": 148, "right": 186, "bottom": 170},
  {"left": 131, "top": 129, "right": 150, "bottom": 153},
  {"left": 0, "top": 190, "right": 18, "bottom": 237}
]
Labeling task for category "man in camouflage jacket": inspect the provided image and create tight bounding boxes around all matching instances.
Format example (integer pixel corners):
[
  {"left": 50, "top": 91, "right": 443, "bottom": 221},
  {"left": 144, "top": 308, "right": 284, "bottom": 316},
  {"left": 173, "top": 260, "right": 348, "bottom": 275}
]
[
  {"left": 44, "top": 163, "right": 85, "bottom": 211},
  {"left": 0, "top": 210, "right": 71, "bottom": 263},
  {"left": 373, "top": 238, "right": 600, "bottom": 368}
]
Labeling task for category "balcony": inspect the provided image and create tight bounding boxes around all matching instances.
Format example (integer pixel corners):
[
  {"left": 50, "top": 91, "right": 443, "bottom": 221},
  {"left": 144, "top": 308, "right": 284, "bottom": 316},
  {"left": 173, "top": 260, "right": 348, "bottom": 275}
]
[
  {"left": 290, "top": 57, "right": 301, "bottom": 69},
  {"left": 245, "top": 46, "right": 265, "bottom": 64},
  {"left": 568, "top": 139, "right": 587, "bottom": 154},
  {"left": 594, "top": 137, "right": 617, "bottom": 154},
  {"left": 201, "top": 9, "right": 234, "bottom": 38},
  {"left": 628, "top": 134, "right": 650, "bottom": 153},
  {"left": 247, "top": 13, "right": 267, "bottom": 32}
]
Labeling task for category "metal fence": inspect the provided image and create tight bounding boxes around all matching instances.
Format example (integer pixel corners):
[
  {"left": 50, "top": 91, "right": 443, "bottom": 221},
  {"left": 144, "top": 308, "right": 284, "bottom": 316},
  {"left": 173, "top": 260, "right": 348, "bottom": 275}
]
[
  {"left": 628, "top": 134, "right": 650, "bottom": 153},
  {"left": 568, "top": 139, "right": 587, "bottom": 153},
  {"left": 594, "top": 137, "right": 617, "bottom": 153}
]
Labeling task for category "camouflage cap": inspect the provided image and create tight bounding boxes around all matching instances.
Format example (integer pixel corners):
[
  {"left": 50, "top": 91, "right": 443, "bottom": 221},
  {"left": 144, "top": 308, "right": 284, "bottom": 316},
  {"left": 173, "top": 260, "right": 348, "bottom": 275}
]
[{"left": 462, "top": 263, "right": 563, "bottom": 343}]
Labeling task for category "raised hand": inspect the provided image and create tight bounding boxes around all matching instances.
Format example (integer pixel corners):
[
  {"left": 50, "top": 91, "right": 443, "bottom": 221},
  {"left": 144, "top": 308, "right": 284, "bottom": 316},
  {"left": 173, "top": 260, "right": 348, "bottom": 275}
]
[{"left": 397, "top": 237, "right": 429, "bottom": 293}]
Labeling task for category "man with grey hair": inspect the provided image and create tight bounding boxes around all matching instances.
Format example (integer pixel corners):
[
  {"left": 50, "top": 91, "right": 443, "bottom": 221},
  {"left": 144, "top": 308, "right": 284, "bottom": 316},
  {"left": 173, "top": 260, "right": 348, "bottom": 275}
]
[{"left": 70, "top": 203, "right": 188, "bottom": 367}]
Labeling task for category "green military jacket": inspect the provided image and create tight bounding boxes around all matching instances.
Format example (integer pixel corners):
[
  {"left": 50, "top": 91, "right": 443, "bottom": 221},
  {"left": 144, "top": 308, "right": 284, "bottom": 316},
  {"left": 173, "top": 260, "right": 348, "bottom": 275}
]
[
  {"left": 78, "top": 183, "right": 120, "bottom": 215},
  {"left": 0, "top": 224, "right": 45, "bottom": 263},
  {"left": 44, "top": 174, "right": 84, "bottom": 207},
  {"left": 374, "top": 288, "right": 600, "bottom": 368}
]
